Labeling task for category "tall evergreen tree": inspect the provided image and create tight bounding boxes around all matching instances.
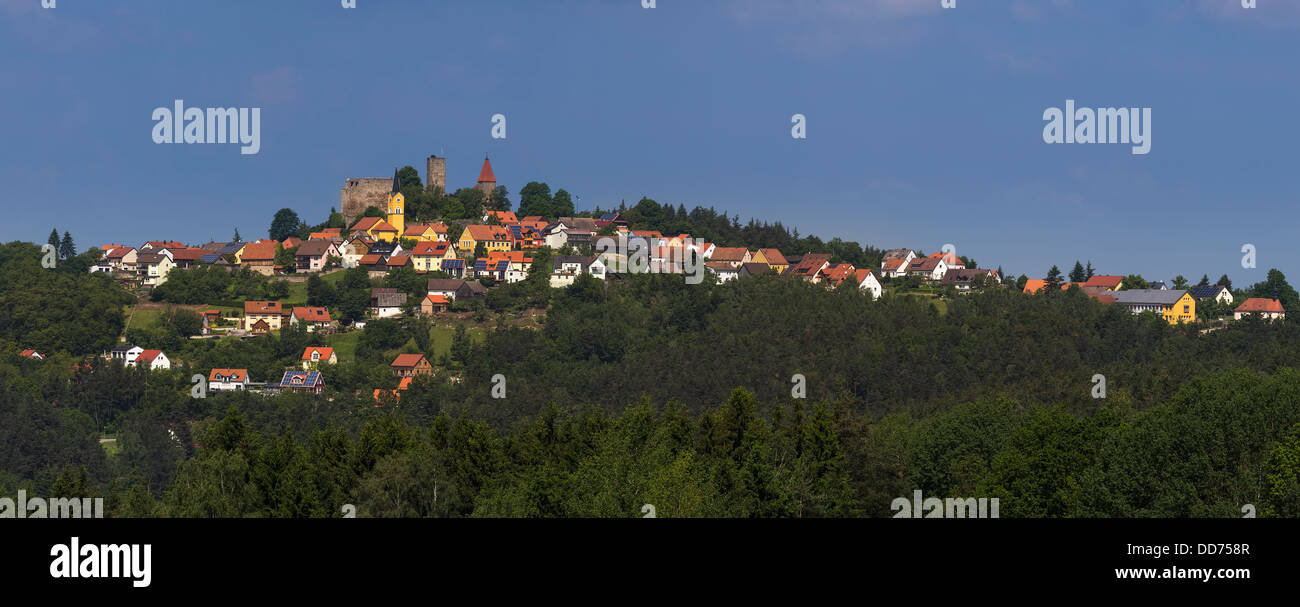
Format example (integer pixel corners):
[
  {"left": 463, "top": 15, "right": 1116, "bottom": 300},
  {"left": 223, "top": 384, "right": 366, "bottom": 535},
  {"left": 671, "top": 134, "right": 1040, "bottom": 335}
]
[
  {"left": 1069, "top": 261, "right": 1086, "bottom": 283},
  {"left": 1197, "top": 274, "right": 1210, "bottom": 287},
  {"left": 1085, "top": 261, "right": 1095, "bottom": 279},
  {"left": 59, "top": 231, "right": 75, "bottom": 260},
  {"left": 1218, "top": 274, "right": 1232, "bottom": 290},
  {"left": 48, "top": 229, "right": 60, "bottom": 250}
]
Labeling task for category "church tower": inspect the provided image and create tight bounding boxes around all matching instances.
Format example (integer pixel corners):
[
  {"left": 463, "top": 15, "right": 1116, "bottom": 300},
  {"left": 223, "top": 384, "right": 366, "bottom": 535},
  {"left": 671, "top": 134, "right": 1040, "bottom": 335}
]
[{"left": 386, "top": 167, "right": 405, "bottom": 236}]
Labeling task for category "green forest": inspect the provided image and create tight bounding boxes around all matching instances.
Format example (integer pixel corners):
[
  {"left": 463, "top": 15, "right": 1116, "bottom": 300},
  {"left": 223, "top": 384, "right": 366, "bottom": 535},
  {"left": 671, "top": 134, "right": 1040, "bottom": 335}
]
[{"left": 3, "top": 240, "right": 1300, "bottom": 517}]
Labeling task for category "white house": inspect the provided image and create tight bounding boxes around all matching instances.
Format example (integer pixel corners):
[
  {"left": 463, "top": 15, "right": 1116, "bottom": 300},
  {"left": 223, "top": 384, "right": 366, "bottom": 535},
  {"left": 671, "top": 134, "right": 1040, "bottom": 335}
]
[
  {"left": 130, "top": 349, "right": 170, "bottom": 370},
  {"left": 855, "top": 269, "right": 883, "bottom": 300},
  {"left": 208, "top": 368, "right": 250, "bottom": 392},
  {"left": 110, "top": 345, "right": 144, "bottom": 364}
]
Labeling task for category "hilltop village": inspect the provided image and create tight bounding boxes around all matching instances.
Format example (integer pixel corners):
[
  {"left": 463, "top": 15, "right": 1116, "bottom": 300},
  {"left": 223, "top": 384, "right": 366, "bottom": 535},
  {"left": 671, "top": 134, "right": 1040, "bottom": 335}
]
[{"left": 27, "top": 155, "right": 1291, "bottom": 401}]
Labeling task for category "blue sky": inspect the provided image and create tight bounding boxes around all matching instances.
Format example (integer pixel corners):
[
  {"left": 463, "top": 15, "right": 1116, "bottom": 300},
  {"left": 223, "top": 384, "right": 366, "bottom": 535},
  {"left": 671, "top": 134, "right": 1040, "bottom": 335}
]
[{"left": 2, "top": 0, "right": 1298, "bottom": 284}]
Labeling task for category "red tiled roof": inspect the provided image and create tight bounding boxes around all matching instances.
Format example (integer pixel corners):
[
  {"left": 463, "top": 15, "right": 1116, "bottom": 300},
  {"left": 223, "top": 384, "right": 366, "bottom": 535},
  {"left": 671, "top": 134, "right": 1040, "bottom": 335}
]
[
  {"left": 244, "top": 300, "right": 284, "bottom": 315},
  {"left": 391, "top": 353, "right": 427, "bottom": 368},
  {"left": 137, "top": 349, "right": 163, "bottom": 363},
  {"left": 1236, "top": 298, "right": 1284, "bottom": 313},
  {"left": 292, "top": 307, "right": 332, "bottom": 322},
  {"left": 411, "top": 241, "right": 451, "bottom": 256},
  {"left": 1083, "top": 275, "right": 1124, "bottom": 289},
  {"left": 478, "top": 157, "right": 496, "bottom": 183},
  {"left": 710, "top": 247, "right": 748, "bottom": 262},
  {"left": 301, "top": 347, "right": 334, "bottom": 361},
  {"left": 240, "top": 241, "right": 276, "bottom": 261},
  {"left": 359, "top": 254, "right": 384, "bottom": 265},
  {"left": 208, "top": 368, "right": 248, "bottom": 382}
]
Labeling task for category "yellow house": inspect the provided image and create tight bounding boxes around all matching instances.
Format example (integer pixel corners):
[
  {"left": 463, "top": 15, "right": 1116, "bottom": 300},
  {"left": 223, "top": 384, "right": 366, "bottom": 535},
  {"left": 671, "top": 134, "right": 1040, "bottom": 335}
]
[
  {"left": 403, "top": 223, "right": 441, "bottom": 242},
  {"left": 459, "top": 224, "right": 513, "bottom": 256},
  {"left": 751, "top": 248, "right": 789, "bottom": 274},
  {"left": 349, "top": 217, "right": 399, "bottom": 242},
  {"left": 409, "top": 241, "right": 458, "bottom": 272},
  {"left": 1112, "top": 289, "right": 1196, "bottom": 325}
]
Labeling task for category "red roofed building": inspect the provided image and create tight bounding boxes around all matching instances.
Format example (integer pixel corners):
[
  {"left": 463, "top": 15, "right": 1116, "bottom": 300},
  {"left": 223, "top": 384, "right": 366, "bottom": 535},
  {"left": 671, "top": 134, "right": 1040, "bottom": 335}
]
[
  {"left": 19, "top": 349, "right": 44, "bottom": 360},
  {"left": 301, "top": 346, "right": 337, "bottom": 369},
  {"left": 290, "top": 307, "right": 333, "bottom": 332},
  {"left": 1082, "top": 275, "right": 1124, "bottom": 291},
  {"left": 391, "top": 353, "right": 433, "bottom": 378},
  {"left": 132, "top": 349, "right": 170, "bottom": 370},
  {"left": 208, "top": 368, "right": 250, "bottom": 391},
  {"left": 477, "top": 156, "right": 497, "bottom": 200},
  {"left": 244, "top": 301, "right": 288, "bottom": 331},
  {"left": 421, "top": 294, "right": 451, "bottom": 315},
  {"left": 1234, "top": 298, "right": 1285, "bottom": 321}
]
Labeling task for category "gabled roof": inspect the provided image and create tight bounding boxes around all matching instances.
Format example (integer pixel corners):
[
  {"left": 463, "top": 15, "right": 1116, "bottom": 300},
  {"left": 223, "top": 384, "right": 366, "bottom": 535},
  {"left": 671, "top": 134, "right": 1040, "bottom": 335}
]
[
  {"left": 171, "top": 248, "right": 205, "bottom": 261},
  {"left": 295, "top": 240, "right": 336, "bottom": 257},
  {"left": 301, "top": 346, "right": 334, "bottom": 361},
  {"left": 106, "top": 247, "right": 135, "bottom": 259},
  {"left": 464, "top": 224, "right": 513, "bottom": 242},
  {"left": 907, "top": 257, "right": 943, "bottom": 272},
  {"left": 350, "top": 217, "right": 397, "bottom": 233},
  {"left": 757, "top": 248, "right": 788, "bottom": 265},
  {"left": 1188, "top": 285, "right": 1229, "bottom": 299},
  {"left": 485, "top": 210, "right": 518, "bottom": 224},
  {"left": 240, "top": 241, "right": 276, "bottom": 262},
  {"left": 137, "top": 350, "right": 164, "bottom": 363},
  {"left": 822, "top": 263, "right": 856, "bottom": 284},
  {"left": 1112, "top": 289, "right": 1189, "bottom": 305},
  {"left": 280, "top": 370, "right": 322, "bottom": 388},
  {"left": 245, "top": 300, "right": 284, "bottom": 315},
  {"left": 1235, "top": 298, "right": 1284, "bottom": 313},
  {"left": 425, "top": 294, "right": 450, "bottom": 305},
  {"left": 1082, "top": 275, "right": 1124, "bottom": 289},
  {"left": 391, "top": 353, "right": 427, "bottom": 368},
  {"left": 411, "top": 241, "right": 452, "bottom": 256},
  {"left": 428, "top": 278, "right": 469, "bottom": 292},
  {"left": 292, "top": 307, "right": 332, "bottom": 322},
  {"left": 359, "top": 254, "right": 384, "bottom": 265},
  {"left": 208, "top": 368, "right": 248, "bottom": 382},
  {"left": 710, "top": 247, "right": 749, "bottom": 262},
  {"left": 881, "top": 258, "right": 907, "bottom": 272},
  {"left": 386, "top": 255, "right": 411, "bottom": 267}
]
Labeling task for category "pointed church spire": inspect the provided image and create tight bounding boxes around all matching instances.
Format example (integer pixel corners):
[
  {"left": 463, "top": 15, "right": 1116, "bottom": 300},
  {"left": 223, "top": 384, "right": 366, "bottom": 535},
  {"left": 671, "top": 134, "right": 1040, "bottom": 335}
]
[
  {"left": 391, "top": 166, "right": 400, "bottom": 193},
  {"left": 477, "top": 156, "right": 496, "bottom": 184}
]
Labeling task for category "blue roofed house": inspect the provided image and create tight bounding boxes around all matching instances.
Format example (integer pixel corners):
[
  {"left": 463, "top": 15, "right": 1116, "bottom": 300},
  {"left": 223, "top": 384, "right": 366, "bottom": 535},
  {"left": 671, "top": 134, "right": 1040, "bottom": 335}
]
[
  {"left": 1188, "top": 284, "right": 1233, "bottom": 306},
  {"left": 278, "top": 370, "right": 324, "bottom": 394}
]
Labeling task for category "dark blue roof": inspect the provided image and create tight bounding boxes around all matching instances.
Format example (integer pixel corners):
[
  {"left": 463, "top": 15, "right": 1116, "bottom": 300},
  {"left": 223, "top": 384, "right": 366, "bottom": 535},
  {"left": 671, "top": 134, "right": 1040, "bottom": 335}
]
[
  {"left": 199, "top": 253, "right": 221, "bottom": 264},
  {"left": 600, "top": 213, "right": 620, "bottom": 221},
  {"left": 440, "top": 258, "right": 463, "bottom": 269},
  {"left": 473, "top": 259, "right": 487, "bottom": 271},
  {"left": 508, "top": 225, "right": 523, "bottom": 238},
  {"left": 1189, "top": 285, "right": 1226, "bottom": 298}
]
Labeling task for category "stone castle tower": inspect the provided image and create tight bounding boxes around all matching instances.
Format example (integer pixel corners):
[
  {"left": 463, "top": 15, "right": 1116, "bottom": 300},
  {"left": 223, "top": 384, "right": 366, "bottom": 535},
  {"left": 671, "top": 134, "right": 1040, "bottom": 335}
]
[
  {"left": 341, "top": 154, "right": 495, "bottom": 227},
  {"left": 476, "top": 156, "right": 496, "bottom": 201},
  {"left": 426, "top": 155, "right": 447, "bottom": 193},
  {"left": 340, "top": 178, "right": 392, "bottom": 227}
]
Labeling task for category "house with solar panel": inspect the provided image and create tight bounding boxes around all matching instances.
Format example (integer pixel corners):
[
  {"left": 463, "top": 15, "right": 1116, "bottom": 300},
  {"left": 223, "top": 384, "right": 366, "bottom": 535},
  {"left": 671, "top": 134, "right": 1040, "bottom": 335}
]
[
  {"left": 1188, "top": 284, "right": 1233, "bottom": 306},
  {"left": 277, "top": 370, "right": 324, "bottom": 394}
]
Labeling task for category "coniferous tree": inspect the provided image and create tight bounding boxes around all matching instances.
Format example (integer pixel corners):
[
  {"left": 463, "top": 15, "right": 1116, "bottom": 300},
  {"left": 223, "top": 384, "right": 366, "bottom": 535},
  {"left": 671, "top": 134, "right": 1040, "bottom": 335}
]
[
  {"left": 1069, "top": 261, "right": 1086, "bottom": 283},
  {"left": 48, "top": 229, "right": 60, "bottom": 251},
  {"left": 59, "top": 231, "right": 75, "bottom": 260},
  {"left": 1085, "top": 261, "right": 1095, "bottom": 279}
]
